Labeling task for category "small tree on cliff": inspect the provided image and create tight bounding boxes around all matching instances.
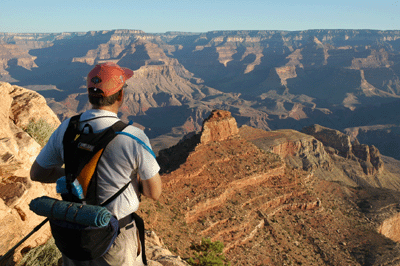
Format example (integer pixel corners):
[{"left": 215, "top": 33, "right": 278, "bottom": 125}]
[{"left": 187, "top": 238, "right": 230, "bottom": 266}]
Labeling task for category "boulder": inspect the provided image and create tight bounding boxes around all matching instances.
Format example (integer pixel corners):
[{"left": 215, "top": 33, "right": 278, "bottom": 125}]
[
  {"left": 0, "top": 82, "right": 60, "bottom": 264},
  {"left": 146, "top": 231, "right": 189, "bottom": 266},
  {"left": 9, "top": 85, "right": 60, "bottom": 129}
]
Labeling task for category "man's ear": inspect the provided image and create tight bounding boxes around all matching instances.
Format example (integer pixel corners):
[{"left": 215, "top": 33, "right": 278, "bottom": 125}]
[{"left": 118, "top": 89, "right": 124, "bottom": 101}]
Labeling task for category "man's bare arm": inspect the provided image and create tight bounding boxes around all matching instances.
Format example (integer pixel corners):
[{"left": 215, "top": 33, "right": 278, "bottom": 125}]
[
  {"left": 30, "top": 160, "right": 64, "bottom": 183},
  {"left": 141, "top": 173, "right": 162, "bottom": 200}
]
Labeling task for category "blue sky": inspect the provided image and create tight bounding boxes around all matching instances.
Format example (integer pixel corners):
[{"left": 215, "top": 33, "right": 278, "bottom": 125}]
[{"left": 0, "top": 0, "right": 399, "bottom": 33}]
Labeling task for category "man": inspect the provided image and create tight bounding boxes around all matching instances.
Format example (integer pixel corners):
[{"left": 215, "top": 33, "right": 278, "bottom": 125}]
[{"left": 30, "top": 62, "right": 162, "bottom": 266}]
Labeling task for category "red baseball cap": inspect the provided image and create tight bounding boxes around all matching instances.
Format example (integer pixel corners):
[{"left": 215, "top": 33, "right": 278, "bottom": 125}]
[{"left": 87, "top": 62, "right": 134, "bottom": 97}]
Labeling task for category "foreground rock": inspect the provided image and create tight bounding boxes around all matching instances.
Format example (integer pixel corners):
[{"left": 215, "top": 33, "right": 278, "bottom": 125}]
[
  {"left": 146, "top": 231, "right": 189, "bottom": 266},
  {"left": 0, "top": 82, "right": 60, "bottom": 264}
]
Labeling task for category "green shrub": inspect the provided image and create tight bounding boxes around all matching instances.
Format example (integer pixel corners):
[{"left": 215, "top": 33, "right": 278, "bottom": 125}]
[
  {"left": 17, "top": 237, "right": 61, "bottom": 266},
  {"left": 187, "top": 238, "right": 231, "bottom": 266},
  {"left": 24, "top": 118, "right": 56, "bottom": 147}
]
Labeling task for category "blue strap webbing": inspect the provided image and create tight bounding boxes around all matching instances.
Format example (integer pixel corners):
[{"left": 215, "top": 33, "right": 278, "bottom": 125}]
[{"left": 115, "top": 131, "right": 156, "bottom": 159}]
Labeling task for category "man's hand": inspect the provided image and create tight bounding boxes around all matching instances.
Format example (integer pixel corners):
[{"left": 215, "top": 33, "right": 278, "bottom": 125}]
[
  {"left": 30, "top": 160, "right": 64, "bottom": 183},
  {"left": 141, "top": 173, "right": 162, "bottom": 200}
]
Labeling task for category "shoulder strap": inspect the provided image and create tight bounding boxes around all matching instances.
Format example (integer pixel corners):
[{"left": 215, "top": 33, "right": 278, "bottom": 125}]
[
  {"left": 63, "top": 114, "right": 83, "bottom": 172},
  {"left": 115, "top": 131, "right": 156, "bottom": 159},
  {"left": 63, "top": 114, "right": 82, "bottom": 142},
  {"left": 100, "top": 181, "right": 131, "bottom": 207},
  {"left": 82, "top": 121, "right": 128, "bottom": 204}
]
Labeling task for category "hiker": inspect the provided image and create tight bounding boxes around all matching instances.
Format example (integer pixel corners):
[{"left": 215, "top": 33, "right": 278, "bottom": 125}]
[{"left": 30, "top": 62, "right": 162, "bottom": 266}]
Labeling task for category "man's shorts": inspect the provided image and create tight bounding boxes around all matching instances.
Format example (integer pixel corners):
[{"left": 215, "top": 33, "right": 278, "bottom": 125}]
[{"left": 62, "top": 220, "right": 143, "bottom": 266}]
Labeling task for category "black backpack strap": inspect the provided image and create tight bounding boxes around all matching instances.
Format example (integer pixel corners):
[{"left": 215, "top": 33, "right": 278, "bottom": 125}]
[
  {"left": 63, "top": 114, "right": 83, "bottom": 178},
  {"left": 100, "top": 181, "right": 131, "bottom": 207},
  {"left": 62, "top": 114, "right": 83, "bottom": 198},
  {"left": 132, "top": 213, "right": 147, "bottom": 265},
  {"left": 63, "top": 114, "right": 82, "bottom": 143}
]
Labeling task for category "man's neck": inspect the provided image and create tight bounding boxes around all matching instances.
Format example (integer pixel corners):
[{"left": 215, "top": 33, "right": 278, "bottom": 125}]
[
  {"left": 91, "top": 91, "right": 123, "bottom": 114},
  {"left": 92, "top": 105, "right": 119, "bottom": 114}
]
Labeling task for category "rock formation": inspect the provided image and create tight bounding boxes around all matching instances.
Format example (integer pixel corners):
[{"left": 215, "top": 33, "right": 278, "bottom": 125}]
[
  {"left": 378, "top": 213, "right": 400, "bottom": 243},
  {"left": 239, "top": 125, "right": 332, "bottom": 172},
  {"left": 1, "top": 94, "right": 400, "bottom": 265},
  {"left": 146, "top": 231, "right": 189, "bottom": 266},
  {"left": 9, "top": 85, "right": 60, "bottom": 129},
  {"left": 302, "top": 124, "right": 384, "bottom": 175},
  {"left": 302, "top": 124, "right": 353, "bottom": 157},
  {"left": 0, "top": 82, "right": 60, "bottom": 264},
  {"left": 0, "top": 44, "right": 38, "bottom": 82},
  {"left": 199, "top": 110, "right": 239, "bottom": 144},
  {"left": 344, "top": 123, "right": 400, "bottom": 162}
]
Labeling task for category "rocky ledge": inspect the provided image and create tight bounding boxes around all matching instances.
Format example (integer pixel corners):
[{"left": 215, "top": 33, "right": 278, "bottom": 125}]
[{"left": 302, "top": 124, "right": 384, "bottom": 175}]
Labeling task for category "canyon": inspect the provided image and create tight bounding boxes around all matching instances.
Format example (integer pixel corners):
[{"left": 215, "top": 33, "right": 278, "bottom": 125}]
[
  {"left": 140, "top": 109, "right": 400, "bottom": 265},
  {"left": 0, "top": 83, "right": 400, "bottom": 265},
  {"left": 1, "top": 29, "right": 400, "bottom": 160},
  {"left": 1, "top": 28, "right": 400, "bottom": 265}
]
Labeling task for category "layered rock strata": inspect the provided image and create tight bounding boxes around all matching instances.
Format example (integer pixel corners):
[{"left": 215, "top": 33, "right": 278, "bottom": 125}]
[
  {"left": 145, "top": 111, "right": 400, "bottom": 265},
  {"left": 143, "top": 110, "right": 352, "bottom": 265}
]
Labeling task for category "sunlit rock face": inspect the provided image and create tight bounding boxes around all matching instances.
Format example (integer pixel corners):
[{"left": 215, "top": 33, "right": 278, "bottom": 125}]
[
  {"left": 200, "top": 110, "right": 239, "bottom": 144},
  {"left": 0, "top": 82, "right": 60, "bottom": 263},
  {"left": 379, "top": 213, "right": 400, "bottom": 243}
]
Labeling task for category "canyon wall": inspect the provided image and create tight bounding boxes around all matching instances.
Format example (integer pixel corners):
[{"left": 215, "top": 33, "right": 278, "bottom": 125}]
[
  {"left": 2, "top": 30, "right": 400, "bottom": 158},
  {"left": 303, "top": 124, "right": 384, "bottom": 175}
]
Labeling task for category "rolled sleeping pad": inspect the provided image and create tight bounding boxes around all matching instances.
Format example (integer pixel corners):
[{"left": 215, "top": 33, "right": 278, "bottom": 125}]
[{"left": 29, "top": 196, "right": 112, "bottom": 227}]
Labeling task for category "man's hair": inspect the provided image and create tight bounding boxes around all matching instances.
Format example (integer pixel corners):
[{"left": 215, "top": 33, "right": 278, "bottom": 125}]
[{"left": 88, "top": 87, "right": 123, "bottom": 107}]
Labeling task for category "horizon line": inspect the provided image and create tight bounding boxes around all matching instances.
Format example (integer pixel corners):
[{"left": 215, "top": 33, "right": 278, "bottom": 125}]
[{"left": 1, "top": 28, "right": 400, "bottom": 35}]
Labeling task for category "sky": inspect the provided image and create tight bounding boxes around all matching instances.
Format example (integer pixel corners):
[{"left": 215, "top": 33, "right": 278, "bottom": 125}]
[{"left": 0, "top": 0, "right": 399, "bottom": 33}]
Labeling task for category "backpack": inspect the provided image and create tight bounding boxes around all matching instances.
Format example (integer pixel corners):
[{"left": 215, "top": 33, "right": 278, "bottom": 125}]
[{"left": 49, "top": 114, "right": 149, "bottom": 263}]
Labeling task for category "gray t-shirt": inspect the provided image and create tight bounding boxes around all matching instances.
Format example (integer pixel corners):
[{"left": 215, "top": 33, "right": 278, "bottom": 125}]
[{"left": 36, "top": 109, "right": 160, "bottom": 219}]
